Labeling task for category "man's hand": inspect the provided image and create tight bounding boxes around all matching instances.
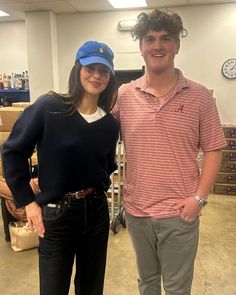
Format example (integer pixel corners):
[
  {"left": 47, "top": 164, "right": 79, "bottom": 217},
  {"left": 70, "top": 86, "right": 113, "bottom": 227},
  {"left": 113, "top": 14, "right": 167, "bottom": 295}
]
[
  {"left": 25, "top": 201, "right": 45, "bottom": 238},
  {"left": 173, "top": 196, "right": 201, "bottom": 222}
]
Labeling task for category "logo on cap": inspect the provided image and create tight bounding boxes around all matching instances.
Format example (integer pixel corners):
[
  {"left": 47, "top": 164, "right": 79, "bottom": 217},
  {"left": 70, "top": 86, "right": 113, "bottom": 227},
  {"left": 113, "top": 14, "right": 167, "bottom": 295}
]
[{"left": 75, "top": 40, "right": 114, "bottom": 73}]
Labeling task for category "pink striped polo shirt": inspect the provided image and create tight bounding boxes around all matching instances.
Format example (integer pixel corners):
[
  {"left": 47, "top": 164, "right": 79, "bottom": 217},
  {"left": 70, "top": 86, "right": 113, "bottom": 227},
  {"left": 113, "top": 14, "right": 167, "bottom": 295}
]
[{"left": 112, "top": 70, "right": 226, "bottom": 219}]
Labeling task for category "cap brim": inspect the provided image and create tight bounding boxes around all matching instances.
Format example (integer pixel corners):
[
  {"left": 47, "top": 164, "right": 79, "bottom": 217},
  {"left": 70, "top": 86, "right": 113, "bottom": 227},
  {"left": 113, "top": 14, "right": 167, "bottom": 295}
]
[{"left": 79, "top": 56, "right": 114, "bottom": 74}]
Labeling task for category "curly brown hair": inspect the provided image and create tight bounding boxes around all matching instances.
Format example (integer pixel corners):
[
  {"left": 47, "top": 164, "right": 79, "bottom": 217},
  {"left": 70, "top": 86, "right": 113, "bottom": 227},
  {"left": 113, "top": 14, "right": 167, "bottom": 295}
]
[{"left": 131, "top": 9, "right": 188, "bottom": 41}]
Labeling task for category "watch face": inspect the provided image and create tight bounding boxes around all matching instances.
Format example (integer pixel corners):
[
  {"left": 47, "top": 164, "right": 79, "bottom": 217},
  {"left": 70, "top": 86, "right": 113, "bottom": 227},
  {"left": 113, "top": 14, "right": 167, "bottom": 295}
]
[
  {"left": 200, "top": 199, "right": 208, "bottom": 207},
  {"left": 222, "top": 58, "right": 236, "bottom": 79}
]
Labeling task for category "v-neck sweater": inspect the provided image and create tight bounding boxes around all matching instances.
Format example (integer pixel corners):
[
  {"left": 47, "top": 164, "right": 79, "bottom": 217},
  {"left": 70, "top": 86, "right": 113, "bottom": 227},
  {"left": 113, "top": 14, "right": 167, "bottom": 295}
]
[{"left": 2, "top": 94, "right": 120, "bottom": 208}]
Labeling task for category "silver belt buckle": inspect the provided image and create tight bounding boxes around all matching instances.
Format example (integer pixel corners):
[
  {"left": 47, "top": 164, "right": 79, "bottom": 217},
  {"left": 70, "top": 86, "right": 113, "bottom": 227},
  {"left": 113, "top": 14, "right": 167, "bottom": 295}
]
[
  {"left": 75, "top": 190, "right": 84, "bottom": 199},
  {"left": 47, "top": 203, "right": 61, "bottom": 208}
]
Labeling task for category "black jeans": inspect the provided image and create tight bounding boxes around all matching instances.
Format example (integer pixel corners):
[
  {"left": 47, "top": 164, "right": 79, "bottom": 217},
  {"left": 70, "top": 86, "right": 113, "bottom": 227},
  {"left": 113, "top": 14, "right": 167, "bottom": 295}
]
[{"left": 39, "top": 192, "right": 109, "bottom": 295}]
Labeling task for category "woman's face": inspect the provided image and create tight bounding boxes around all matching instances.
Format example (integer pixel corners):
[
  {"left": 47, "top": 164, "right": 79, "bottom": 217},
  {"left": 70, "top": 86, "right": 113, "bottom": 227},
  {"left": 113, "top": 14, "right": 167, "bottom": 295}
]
[{"left": 80, "top": 63, "right": 111, "bottom": 97}]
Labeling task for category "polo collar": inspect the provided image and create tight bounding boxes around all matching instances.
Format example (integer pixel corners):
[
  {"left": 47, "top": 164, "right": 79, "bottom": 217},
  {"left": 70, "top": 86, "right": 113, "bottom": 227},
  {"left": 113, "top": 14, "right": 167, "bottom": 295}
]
[{"left": 134, "top": 69, "right": 190, "bottom": 95}]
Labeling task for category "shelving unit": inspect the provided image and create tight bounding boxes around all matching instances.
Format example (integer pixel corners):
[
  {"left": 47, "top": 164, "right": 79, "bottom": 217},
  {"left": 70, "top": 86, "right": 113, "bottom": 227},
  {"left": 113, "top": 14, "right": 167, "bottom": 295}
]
[
  {"left": 213, "top": 126, "right": 236, "bottom": 195},
  {"left": 0, "top": 90, "right": 30, "bottom": 105},
  {"left": 108, "top": 140, "right": 126, "bottom": 233}
]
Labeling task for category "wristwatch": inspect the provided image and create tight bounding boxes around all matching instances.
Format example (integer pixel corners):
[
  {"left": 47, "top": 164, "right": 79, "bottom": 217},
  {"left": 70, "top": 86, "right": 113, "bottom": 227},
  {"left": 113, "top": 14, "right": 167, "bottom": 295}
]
[{"left": 193, "top": 194, "right": 208, "bottom": 207}]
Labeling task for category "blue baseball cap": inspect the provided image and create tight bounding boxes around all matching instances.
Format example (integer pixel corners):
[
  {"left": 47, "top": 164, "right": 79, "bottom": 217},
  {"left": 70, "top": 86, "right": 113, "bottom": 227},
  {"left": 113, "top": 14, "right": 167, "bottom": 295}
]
[{"left": 75, "top": 40, "right": 114, "bottom": 74}]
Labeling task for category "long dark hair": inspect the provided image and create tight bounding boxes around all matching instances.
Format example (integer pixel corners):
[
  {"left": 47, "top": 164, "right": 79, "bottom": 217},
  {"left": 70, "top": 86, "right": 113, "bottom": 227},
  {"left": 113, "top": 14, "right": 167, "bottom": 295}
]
[{"left": 55, "top": 61, "right": 118, "bottom": 114}]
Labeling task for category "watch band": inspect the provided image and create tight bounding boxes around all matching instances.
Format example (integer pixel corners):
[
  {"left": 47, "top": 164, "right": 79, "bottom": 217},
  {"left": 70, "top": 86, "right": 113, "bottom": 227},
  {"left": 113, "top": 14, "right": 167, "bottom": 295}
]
[{"left": 193, "top": 194, "right": 208, "bottom": 207}]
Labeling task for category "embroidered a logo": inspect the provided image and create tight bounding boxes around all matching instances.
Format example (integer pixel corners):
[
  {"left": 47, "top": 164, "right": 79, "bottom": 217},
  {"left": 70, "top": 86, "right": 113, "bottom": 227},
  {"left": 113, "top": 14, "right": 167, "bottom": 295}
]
[{"left": 175, "top": 104, "right": 184, "bottom": 113}]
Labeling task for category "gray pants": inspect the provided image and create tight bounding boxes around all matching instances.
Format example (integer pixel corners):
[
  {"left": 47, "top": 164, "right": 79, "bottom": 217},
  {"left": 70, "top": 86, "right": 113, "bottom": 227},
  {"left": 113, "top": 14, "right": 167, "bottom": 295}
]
[{"left": 125, "top": 212, "right": 199, "bottom": 295}]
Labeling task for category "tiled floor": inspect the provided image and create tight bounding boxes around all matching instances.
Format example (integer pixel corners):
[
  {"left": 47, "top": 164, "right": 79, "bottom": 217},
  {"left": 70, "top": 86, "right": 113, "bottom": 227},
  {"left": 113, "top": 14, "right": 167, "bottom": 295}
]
[{"left": 0, "top": 194, "right": 236, "bottom": 295}]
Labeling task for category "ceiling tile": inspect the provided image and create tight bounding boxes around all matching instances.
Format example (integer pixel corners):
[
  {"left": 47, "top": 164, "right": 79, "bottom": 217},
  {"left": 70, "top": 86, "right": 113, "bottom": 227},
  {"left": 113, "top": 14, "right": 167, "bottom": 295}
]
[
  {"left": 33, "top": 1, "right": 77, "bottom": 13},
  {"left": 147, "top": 0, "right": 188, "bottom": 8},
  {"left": 0, "top": 0, "right": 235, "bottom": 22}
]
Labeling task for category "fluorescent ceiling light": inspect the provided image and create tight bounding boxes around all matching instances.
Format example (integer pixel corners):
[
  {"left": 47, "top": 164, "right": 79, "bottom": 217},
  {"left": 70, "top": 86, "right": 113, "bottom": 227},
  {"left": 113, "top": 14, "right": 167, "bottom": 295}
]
[
  {"left": 0, "top": 10, "right": 9, "bottom": 17},
  {"left": 108, "top": 0, "right": 147, "bottom": 9}
]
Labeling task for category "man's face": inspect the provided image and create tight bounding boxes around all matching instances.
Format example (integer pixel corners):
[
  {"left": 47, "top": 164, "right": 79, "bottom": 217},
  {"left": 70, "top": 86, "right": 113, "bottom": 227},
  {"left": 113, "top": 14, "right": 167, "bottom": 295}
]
[{"left": 140, "top": 30, "right": 180, "bottom": 74}]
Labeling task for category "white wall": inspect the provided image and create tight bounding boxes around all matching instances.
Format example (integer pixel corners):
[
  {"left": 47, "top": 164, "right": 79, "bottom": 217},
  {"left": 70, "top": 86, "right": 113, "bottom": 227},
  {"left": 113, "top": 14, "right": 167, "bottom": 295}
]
[
  {"left": 0, "top": 3, "right": 235, "bottom": 124},
  {"left": 25, "top": 11, "right": 59, "bottom": 101},
  {"left": 57, "top": 3, "right": 236, "bottom": 125},
  {"left": 174, "top": 4, "right": 236, "bottom": 125},
  {"left": 0, "top": 21, "right": 28, "bottom": 73}
]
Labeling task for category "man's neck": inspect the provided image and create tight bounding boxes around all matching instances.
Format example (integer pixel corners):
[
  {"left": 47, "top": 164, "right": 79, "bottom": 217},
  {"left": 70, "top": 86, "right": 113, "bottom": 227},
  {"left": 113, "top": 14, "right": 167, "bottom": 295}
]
[{"left": 146, "top": 68, "right": 178, "bottom": 98}]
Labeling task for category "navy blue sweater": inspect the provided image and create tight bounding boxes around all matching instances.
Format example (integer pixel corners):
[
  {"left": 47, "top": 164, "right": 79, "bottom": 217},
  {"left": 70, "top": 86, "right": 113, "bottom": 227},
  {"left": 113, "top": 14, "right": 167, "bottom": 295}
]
[{"left": 2, "top": 94, "right": 119, "bottom": 208}]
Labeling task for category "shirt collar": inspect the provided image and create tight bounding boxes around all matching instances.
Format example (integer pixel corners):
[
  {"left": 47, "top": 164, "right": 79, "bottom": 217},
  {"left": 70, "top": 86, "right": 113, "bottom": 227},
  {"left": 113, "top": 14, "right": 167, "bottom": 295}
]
[{"left": 134, "top": 69, "right": 190, "bottom": 95}]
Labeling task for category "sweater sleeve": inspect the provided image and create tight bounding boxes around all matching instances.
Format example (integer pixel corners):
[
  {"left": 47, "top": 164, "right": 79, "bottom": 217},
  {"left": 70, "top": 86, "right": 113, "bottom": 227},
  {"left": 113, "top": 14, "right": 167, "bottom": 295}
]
[
  {"left": 107, "top": 144, "right": 118, "bottom": 176},
  {"left": 105, "top": 116, "right": 120, "bottom": 190},
  {"left": 1, "top": 96, "right": 46, "bottom": 208}
]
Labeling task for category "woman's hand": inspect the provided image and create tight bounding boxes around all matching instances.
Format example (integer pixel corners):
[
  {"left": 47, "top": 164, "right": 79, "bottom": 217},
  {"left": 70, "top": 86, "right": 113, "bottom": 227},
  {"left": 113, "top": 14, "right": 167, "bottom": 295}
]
[
  {"left": 25, "top": 201, "right": 45, "bottom": 238},
  {"left": 173, "top": 196, "right": 202, "bottom": 222}
]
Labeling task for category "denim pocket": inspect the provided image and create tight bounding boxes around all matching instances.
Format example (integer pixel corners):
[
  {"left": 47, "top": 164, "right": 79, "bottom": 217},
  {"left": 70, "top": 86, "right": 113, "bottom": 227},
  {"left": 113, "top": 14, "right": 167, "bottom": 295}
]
[{"left": 42, "top": 204, "right": 66, "bottom": 222}]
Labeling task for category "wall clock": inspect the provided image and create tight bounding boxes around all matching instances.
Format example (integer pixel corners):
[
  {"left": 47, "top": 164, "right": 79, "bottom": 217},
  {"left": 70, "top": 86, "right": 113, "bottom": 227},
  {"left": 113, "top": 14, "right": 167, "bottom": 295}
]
[{"left": 222, "top": 58, "right": 236, "bottom": 79}]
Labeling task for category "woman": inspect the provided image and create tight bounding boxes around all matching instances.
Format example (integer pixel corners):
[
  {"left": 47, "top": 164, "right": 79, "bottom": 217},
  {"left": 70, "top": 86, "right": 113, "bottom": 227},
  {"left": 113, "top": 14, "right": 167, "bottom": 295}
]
[{"left": 2, "top": 40, "right": 119, "bottom": 295}]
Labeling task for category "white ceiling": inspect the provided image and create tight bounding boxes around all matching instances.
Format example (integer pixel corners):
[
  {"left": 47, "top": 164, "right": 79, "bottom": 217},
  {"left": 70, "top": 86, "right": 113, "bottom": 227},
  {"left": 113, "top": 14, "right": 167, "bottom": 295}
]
[{"left": 0, "top": 0, "right": 235, "bottom": 22}]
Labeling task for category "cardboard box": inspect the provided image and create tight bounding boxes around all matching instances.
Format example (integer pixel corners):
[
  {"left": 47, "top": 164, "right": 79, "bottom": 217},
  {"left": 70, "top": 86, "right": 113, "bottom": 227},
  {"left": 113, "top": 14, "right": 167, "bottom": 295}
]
[
  {"left": 0, "top": 107, "right": 24, "bottom": 132},
  {"left": 0, "top": 132, "right": 10, "bottom": 145},
  {"left": 12, "top": 102, "right": 31, "bottom": 108}
]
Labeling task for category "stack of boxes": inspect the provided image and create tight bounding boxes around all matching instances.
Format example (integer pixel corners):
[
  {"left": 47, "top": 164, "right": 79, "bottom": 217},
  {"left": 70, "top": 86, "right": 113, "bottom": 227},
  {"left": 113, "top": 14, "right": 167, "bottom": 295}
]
[
  {"left": 0, "top": 106, "right": 24, "bottom": 177},
  {"left": 0, "top": 103, "right": 38, "bottom": 178},
  {"left": 213, "top": 125, "right": 236, "bottom": 195}
]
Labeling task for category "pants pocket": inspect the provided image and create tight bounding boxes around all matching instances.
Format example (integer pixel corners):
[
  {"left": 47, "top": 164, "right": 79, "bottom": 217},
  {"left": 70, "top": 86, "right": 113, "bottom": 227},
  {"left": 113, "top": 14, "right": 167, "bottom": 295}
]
[
  {"left": 42, "top": 204, "right": 66, "bottom": 222},
  {"left": 179, "top": 216, "right": 199, "bottom": 226}
]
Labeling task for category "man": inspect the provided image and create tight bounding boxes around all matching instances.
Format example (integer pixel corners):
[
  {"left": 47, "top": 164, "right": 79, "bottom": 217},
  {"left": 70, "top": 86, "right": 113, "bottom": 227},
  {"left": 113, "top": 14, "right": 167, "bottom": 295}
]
[{"left": 113, "top": 9, "right": 226, "bottom": 295}]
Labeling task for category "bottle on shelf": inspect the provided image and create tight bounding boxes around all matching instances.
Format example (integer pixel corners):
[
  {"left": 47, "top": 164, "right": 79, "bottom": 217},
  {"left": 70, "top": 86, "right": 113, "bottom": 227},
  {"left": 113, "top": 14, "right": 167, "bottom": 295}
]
[
  {"left": 24, "top": 70, "right": 29, "bottom": 90},
  {"left": 21, "top": 71, "right": 25, "bottom": 90},
  {"left": 17, "top": 74, "right": 22, "bottom": 90},
  {"left": 3, "top": 73, "right": 7, "bottom": 89},
  {"left": 0, "top": 70, "right": 30, "bottom": 91},
  {"left": 7, "top": 75, "right": 12, "bottom": 89},
  {"left": 3, "top": 73, "right": 11, "bottom": 90},
  {"left": 0, "top": 74, "right": 4, "bottom": 90},
  {"left": 11, "top": 73, "right": 16, "bottom": 89}
]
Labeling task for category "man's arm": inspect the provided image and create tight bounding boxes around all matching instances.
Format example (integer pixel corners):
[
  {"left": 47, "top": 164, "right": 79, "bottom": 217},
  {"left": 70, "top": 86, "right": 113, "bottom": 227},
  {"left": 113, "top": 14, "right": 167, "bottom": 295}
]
[
  {"left": 174, "top": 149, "right": 222, "bottom": 221},
  {"left": 196, "top": 149, "right": 222, "bottom": 198}
]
